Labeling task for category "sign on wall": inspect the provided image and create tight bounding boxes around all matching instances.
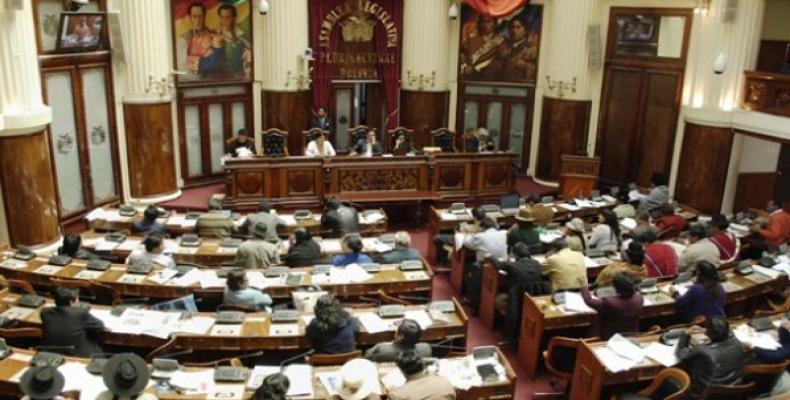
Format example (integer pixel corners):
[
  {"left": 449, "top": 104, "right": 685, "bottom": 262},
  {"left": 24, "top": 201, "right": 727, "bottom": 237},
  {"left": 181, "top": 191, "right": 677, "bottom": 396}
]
[{"left": 172, "top": 0, "right": 252, "bottom": 83}]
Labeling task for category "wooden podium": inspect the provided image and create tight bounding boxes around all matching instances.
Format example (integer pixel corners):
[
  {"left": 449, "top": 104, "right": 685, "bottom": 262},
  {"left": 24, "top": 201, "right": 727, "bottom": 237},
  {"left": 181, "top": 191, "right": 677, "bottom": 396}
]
[{"left": 559, "top": 155, "right": 600, "bottom": 199}]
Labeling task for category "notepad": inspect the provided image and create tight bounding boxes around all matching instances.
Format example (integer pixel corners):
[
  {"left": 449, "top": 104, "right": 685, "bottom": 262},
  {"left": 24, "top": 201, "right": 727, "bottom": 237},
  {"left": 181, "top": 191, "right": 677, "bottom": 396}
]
[
  {"left": 210, "top": 324, "right": 242, "bottom": 336},
  {"left": 35, "top": 265, "right": 63, "bottom": 276},
  {"left": 73, "top": 270, "right": 104, "bottom": 280},
  {"left": 643, "top": 342, "right": 678, "bottom": 367},
  {"left": 268, "top": 324, "right": 298, "bottom": 336}
]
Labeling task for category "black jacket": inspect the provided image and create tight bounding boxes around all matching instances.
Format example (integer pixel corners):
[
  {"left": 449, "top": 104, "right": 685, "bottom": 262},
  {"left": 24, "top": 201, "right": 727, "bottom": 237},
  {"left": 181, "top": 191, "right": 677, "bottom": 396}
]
[
  {"left": 310, "top": 116, "right": 332, "bottom": 132},
  {"left": 284, "top": 240, "right": 322, "bottom": 267},
  {"left": 352, "top": 140, "right": 383, "bottom": 156},
  {"left": 321, "top": 205, "right": 360, "bottom": 237},
  {"left": 676, "top": 334, "right": 745, "bottom": 398},
  {"left": 40, "top": 306, "right": 104, "bottom": 357}
]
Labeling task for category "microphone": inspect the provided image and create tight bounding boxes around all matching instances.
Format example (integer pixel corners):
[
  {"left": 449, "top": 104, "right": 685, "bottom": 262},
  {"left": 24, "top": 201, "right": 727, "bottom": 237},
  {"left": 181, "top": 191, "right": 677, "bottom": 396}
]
[
  {"left": 359, "top": 296, "right": 381, "bottom": 306},
  {"left": 206, "top": 350, "right": 264, "bottom": 367},
  {"left": 153, "top": 348, "right": 194, "bottom": 360},
  {"left": 279, "top": 349, "right": 314, "bottom": 370}
]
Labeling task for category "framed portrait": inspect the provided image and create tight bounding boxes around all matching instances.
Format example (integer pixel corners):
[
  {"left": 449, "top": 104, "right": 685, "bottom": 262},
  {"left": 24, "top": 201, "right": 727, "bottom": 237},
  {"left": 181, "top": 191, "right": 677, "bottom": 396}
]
[
  {"left": 55, "top": 12, "right": 106, "bottom": 52},
  {"left": 458, "top": 5, "right": 542, "bottom": 85},
  {"left": 614, "top": 15, "right": 659, "bottom": 57},
  {"left": 172, "top": 0, "right": 253, "bottom": 83}
]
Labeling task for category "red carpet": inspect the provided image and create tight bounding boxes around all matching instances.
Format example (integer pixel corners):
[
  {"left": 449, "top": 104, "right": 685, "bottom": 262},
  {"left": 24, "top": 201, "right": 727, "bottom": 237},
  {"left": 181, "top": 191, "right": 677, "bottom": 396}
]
[{"left": 159, "top": 183, "right": 224, "bottom": 212}]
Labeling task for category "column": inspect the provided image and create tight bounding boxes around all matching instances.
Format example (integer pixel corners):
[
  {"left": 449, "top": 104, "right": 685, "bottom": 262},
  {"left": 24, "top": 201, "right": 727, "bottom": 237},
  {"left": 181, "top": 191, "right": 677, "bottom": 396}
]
[
  {"left": 0, "top": 2, "right": 60, "bottom": 247},
  {"left": 534, "top": 0, "right": 595, "bottom": 183},
  {"left": 118, "top": 0, "right": 179, "bottom": 202},
  {"left": 400, "top": 0, "right": 451, "bottom": 148},
  {"left": 257, "top": 0, "right": 310, "bottom": 155}
]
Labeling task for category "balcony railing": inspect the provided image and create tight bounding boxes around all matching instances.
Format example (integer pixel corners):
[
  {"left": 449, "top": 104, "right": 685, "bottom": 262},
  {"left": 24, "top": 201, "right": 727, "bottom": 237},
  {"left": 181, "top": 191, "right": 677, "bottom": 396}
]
[{"left": 742, "top": 70, "right": 790, "bottom": 117}]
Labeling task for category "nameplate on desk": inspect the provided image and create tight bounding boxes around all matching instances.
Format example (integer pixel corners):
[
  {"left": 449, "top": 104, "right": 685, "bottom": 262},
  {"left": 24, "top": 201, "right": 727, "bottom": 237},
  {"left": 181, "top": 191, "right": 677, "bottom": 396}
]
[
  {"left": 268, "top": 324, "right": 298, "bottom": 336},
  {"left": 73, "top": 270, "right": 104, "bottom": 280},
  {"left": 209, "top": 324, "right": 242, "bottom": 336},
  {"left": 403, "top": 271, "right": 429, "bottom": 281},
  {"left": 0, "top": 306, "right": 35, "bottom": 320},
  {"left": 118, "top": 274, "right": 147, "bottom": 284},
  {"left": 206, "top": 384, "right": 245, "bottom": 400},
  {"left": 34, "top": 265, "right": 63, "bottom": 276},
  {"left": 0, "top": 259, "right": 27, "bottom": 270}
]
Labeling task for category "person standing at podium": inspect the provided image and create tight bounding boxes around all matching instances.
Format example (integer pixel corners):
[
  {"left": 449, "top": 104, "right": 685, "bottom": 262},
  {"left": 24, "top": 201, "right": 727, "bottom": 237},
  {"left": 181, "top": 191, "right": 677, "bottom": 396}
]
[{"left": 351, "top": 130, "right": 383, "bottom": 157}]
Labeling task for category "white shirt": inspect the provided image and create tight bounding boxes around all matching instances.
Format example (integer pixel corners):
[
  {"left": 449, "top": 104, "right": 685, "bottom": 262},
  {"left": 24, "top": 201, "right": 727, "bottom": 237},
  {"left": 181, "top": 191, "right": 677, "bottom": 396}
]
[
  {"left": 126, "top": 249, "right": 175, "bottom": 269},
  {"left": 305, "top": 140, "right": 336, "bottom": 157},
  {"left": 463, "top": 228, "right": 508, "bottom": 261}
]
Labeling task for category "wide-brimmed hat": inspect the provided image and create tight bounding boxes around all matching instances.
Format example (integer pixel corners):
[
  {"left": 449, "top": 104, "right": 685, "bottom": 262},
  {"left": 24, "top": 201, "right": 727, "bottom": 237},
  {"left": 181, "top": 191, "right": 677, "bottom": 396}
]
[
  {"left": 336, "top": 358, "right": 380, "bottom": 400},
  {"left": 20, "top": 366, "right": 64, "bottom": 400},
  {"left": 565, "top": 218, "right": 585, "bottom": 233},
  {"left": 252, "top": 222, "right": 269, "bottom": 238},
  {"left": 102, "top": 353, "right": 149, "bottom": 397},
  {"left": 515, "top": 206, "right": 535, "bottom": 222}
]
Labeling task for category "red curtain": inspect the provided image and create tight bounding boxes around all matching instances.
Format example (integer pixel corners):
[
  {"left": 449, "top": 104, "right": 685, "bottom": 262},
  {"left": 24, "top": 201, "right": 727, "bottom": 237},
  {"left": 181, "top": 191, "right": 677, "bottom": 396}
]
[
  {"left": 464, "top": 0, "right": 528, "bottom": 17},
  {"left": 309, "top": 0, "right": 341, "bottom": 111},
  {"left": 374, "top": 1, "right": 402, "bottom": 130}
]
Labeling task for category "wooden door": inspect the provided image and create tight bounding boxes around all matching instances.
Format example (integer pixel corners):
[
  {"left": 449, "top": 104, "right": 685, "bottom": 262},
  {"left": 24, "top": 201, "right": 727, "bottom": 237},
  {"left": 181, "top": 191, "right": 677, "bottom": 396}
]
[
  {"left": 597, "top": 67, "right": 643, "bottom": 185},
  {"left": 634, "top": 70, "right": 682, "bottom": 186},
  {"left": 331, "top": 84, "right": 355, "bottom": 151},
  {"left": 675, "top": 124, "right": 733, "bottom": 213}
]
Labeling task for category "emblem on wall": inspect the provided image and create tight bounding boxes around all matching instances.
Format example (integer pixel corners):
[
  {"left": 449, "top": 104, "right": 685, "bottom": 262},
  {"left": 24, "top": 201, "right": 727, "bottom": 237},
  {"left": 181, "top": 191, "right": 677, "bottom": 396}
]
[
  {"left": 90, "top": 126, "right": 107, "bottom": 145},
  {"left": 56, "top": 133, "right": 74, "bottom": 154},
  {"left": 341, "top": 15, "right": 375, "bottom": 42}
]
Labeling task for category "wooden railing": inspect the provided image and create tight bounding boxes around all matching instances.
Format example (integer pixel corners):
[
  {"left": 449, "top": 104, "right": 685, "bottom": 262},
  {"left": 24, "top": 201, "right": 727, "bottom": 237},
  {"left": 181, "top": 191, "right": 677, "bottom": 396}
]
[{"left": 742, "top": 70, "right": 790, "bottom": 117}]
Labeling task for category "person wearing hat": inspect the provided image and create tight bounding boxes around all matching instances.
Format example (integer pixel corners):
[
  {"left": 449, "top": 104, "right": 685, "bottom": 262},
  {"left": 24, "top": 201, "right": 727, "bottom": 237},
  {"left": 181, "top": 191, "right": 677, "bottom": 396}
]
[
  {"left": 708, "top": 214, "right": 739, "bottom": 263},
  {"left": 595, "top": 241, "right": 647, "bottom": 287},
  {"left": 377, "top": 231, "right": 421, "bottom": 264},
  {"left": 563, "top": 218, "right": 588, "bottom": 252},
  {"left": 678, "top": 223, "right": 720, "bottom": 272},
  {"left": 333, "top": 358, "right": 381, "bottom": 400},
  {"left": 243, "top": 200, "right": 285, "bottom": 242},
  {"left": 253, "top": 372, "right": 290, "bottom": 400},
  {"left": 98, "top": 353, "right": 156, "bottom": 400},
  {"left": 365, "top": 318, "right": 432, "bottom": 362},
  {"left": 321, "top": 196, "right": 360, "bottom": 237},
  {"left": 507, "top": 206, "right": 540, "bottom": 254},
  {"left": 612, "top": 188, "right": 637, "bottom": 219},
  {"left": 131, "top": 205, "right": 167, "bottom": 235},
  {"left": 389, "top": 351, "right": 455, "bottom": 400},
  {"left": 20, "top": 366, "right": 65, "bottom": 400},
  {"left": 525, "top": 193, "right": 555, "bottom": 226},
  {"left": 227, "top": 128, "right": 256, "bottom": 157},
  {"left": 224, "top": 268, "right": 272, "bottom": 310},
  {"left": 196, "top": 202, "right": 237, "bottom": 238},
  {"left": 543, "top": 238, "right": 587, "bottom": 291},
  {"left": 235, "top": 222, "right": 280, "bottom": 269},
  {"left": 41, "top": 287, "right": 104, "bottom": 358},
  {"left": 126, "top": 234, "right": 175, "bottom": 269}
]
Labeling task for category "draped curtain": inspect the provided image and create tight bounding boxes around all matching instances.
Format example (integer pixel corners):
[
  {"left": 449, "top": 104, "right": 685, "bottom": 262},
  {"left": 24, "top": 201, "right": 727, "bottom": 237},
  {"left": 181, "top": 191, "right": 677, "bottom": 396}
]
[
  {"left": 464, "top": 0, "right": 528, "bottom": 17},
  {"left": 309, "top": 0, "right": 341, "bottom": 112},
  {"left": 374, "top": 1, "right": 402, "bottom": 130}
]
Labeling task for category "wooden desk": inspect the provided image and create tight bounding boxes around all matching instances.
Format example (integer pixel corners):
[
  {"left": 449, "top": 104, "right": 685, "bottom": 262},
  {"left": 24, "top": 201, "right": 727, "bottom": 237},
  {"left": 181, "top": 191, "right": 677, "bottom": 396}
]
[
  {"left": 223, "top": 153, "right": 517, "bottom": 209},
  {"left": 0, "top": 291, "right": 468, "bottom": 352},
  {"left": 0, "top": 254, "right": 433, "bottom": 304},
  {"left": 517, "top": 271, "right": 787, "bottom": 379},
  {"left": 0, "top": 347, "right": 515, "bottom": 400}
]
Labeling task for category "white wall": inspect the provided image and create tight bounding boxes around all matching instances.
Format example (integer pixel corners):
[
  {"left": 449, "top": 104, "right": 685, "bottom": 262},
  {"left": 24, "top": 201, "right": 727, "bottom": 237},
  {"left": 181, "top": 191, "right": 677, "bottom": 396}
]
[
  {"left": 762, "top": 0, "right": 790, "bottom": 40},
  {"left": 738, "top": 135, "right": 781, "bottom": 172}
]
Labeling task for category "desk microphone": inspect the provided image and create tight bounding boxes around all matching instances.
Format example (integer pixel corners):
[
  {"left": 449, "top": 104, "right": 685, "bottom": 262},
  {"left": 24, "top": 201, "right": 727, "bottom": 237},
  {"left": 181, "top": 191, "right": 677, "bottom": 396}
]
[
  {"left": 153, "top": 348, "right": 194, "bottom": 360},
  {"left": 359, "top": 296, "right": 382, "bottom": 306},
  {"left": 207, "top": 350, "right": 264, "bottom": 367},
  {"left": 35, "top": 345, "right": 75, "bottom": 352},
  {"left": 279, "top": 349, "right": 314, "bottom": 370}
]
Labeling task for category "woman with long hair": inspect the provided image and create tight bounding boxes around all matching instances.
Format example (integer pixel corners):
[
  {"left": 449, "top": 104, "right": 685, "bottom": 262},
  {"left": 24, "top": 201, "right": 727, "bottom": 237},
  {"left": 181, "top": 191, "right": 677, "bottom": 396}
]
[
  {"left": 589, "top": 209, "right": 622, "bottom": 252},
  {"left": 673, "top": 261, "right": 725, "bottom": 322},
  {"left": 305, "top": 295, "right": 358, "bottom": 354}
]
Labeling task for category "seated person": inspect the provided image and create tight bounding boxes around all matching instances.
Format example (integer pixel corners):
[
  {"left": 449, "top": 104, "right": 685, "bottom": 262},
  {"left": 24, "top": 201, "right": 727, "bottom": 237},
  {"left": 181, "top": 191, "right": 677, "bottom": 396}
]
[
  {"left": 672, "top": 261, "right": 725, "bottom": 322},
  {"left": 389, "top": 351, "right": 456, "bottom": 400},
  {"left": 236, "top": 223, "right": 280, "bottom": 269},
  {"left": 305, "top": 295, "right": 358, "bottom": 354},
  {"left": 131, "top": 205, "right": 167, "bottom": 235},
  {"left": 679, "top": 223, "right": 720, "bottom": 272},
  {"left": 378, "top": 231, "right": 421, "bottom": 264},
  {"left": 612, "top": 188, "right": 637, "bottom": 219},
  {"left": 350, "top": 130, "right": 383, "bottom": 157},
  {"left": 331, "top": 234, "right": 373, "bottom": 266},
  {"left": 581, "top": 273, "right": 643, "bottom": 339},
  {"left": 627, "top": 211, "right": 654, "bottom": 242},
  {"left": 391, "top": 132, "right": 412, "bottom": 156},
  {"left": 494, "top": 242, "right": 545, "bottom": 343},
  {"left": 743, "top": 199, "right": 790, "bottom": 259},
  {"left": 126, "top": 234, "right": 175, "bottom": 269},
  {"left": 637, "top": 171, "right": 669, "bottom": 214},
  {"left": 58, "top": 234, "right": 99, "bottom": 260},
  {"left": 243, "top": 200, "right": 284, "bottom": 242},
  {"left": 474, "top": 128, "right": 495, "bottom": 152},
  {"left": 595, "top": 241, "right": 647, "bottom": 286},
  {"left": 365, "top": 318, "right": 431, "bottom": 362},
  {"left": 654, "top": 203, "right": 688, "bottom": 239},
  {"left": 506, "top": 206, "right": 541, "bottom": 254},
  {"left": 525, "top": 193, "right": 555, "bottom": 225},
  {"left": 283, "top": 228, "right": 322, "bottom": 267},
  {"left": 223, "top": 268, "right": 272, "bottom": 310},
  {"left": 588, "top": 209, "right": 621, "bottom": 252},
  {"left": 544, "top": 238, "right": 587, "bottom": 291},
  {"left": 641, "top": 229, "right": 679, "bottom": 278},
  {"left": 305, "top": 130, "right": 336, "bottom": 157},
  {"left": 227, "top": 128, "right": 256, "bottom": 157},
  {"left": 433, "top": 206, "right": 487, "bottom": 266},
  {"left": 749, "top": 315, "right": 790, "bottom": 363},
  {"left": 563, "top": 218, "right": 588, "bottom": 252},
  {"left": 462, "top": 128, "right": 480, "bottom": 153},
  {"left": 41, "top": 287, "right": 104, "bottom": 357},
  {"left": 463, "top": 217, "right": 507, "bottom": 262},
  {"left": 196, "top": 203, "right": 237, "bottom": 238},
  {"left": 675, "top": 317, "right": 746, "bottom": 399},
  {"left": 321, "top": 196, "right": 360, "bottom": 237},
  {"left": 708, "top": 214, "right": 739, "bottom": 263},
  {"left": 253, "top": 373, "right": 289, "bottom": 400}
]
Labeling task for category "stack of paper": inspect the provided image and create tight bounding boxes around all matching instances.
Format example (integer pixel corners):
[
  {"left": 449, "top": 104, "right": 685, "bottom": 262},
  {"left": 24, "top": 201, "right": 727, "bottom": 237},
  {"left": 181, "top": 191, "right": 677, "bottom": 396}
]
[
  {"left": 403, "top": 310, "right": 433, "bottom": 330},
  {"left": 168, "top": 268, "right": 202, "bottom": 287},
  {"left": 643, "top": 342, "right": 678, "bottom": 367},
  {"left": 345, "top": 263, "right": 373, "bottom": 283},
  {"left": 594, "top": 347, "right": 640, "bottom": 373},
  {"left": 437, "top": 357, "right": 481, "bottom": 390},
  {"left": 361, "top": 211, "right": 386, "bottom": 224},
  {"left": 357, "top": 312, "right": 392, "bottom": 333},
  {"left": 539, "top": 231, "right": 563, "bottom": 244},
  {"left": 733, "top": 325, "right": 782, "bottom": 350},
  {"left": 753, "top": 265, "right": 781, "bottom": 279},
  {"left": 607, "top": 334, "right": 644, "bottom": 364},
  {"left": 563, "top": 292, "right": 594, "bottom": 313}
]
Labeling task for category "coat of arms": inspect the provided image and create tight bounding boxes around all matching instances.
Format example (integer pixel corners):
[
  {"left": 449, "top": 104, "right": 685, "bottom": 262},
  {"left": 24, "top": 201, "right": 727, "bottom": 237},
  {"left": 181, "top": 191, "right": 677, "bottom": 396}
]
[
  {"left": 340, "top": 15, "right": 375, "bottom": 43},
  {"left": 56, "top": 133, "right": 74, "bottom": 154},
  {"left": 90, "top": 126, "right": 107, "bottom": 145}
]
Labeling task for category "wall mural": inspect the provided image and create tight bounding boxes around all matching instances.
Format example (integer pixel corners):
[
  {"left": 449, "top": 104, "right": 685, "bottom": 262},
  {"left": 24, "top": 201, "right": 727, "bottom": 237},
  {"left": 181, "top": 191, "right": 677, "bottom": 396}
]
[{"left": 458, "top": 4, "right": 542, "bottom": 85}]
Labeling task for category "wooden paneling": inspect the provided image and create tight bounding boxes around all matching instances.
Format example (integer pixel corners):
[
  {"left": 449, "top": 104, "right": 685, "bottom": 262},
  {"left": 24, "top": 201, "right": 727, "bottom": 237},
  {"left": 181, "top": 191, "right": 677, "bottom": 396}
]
[
  {"left": 733, "top": 172, "right": 778, "bottom": 212},
  {"left": 400, "top": 90, "right": 449, "bottom": 149},
  {"left": 597, "top": 67, "right": 642, "bottom": 184},
  {"left": 635, "top": 71, "right": 682, "bottom": 186},
  {"left": 261, "top": 90, "right": 311, "bottom": 155},
  {"left": 123, "top": 102, "right": 177, "bottom": 198},
  {"left": 0, "top": 131, "right": 61, "bottom": 246},
  {"left": 756, "top": 40, "right": 790, "bottom": 73},
  {"left": 675, "top": 123, "right": 733, "bottom": 214},
  {"left": 536, "top": 97, "right": 591, "bottom": 181},
  {"left": 742, "top": 71, "right": 790, "bottom": 118}
]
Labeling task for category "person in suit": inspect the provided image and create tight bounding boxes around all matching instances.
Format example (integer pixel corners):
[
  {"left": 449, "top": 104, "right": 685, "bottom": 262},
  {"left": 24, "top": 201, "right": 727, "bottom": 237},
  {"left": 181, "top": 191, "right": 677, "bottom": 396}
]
[
  {"left": 654, "top": 203, "right": 688, "bottom": 239},
  {"left": 672, "top": 261, "right": 725, "bottom": 322},
  {"left": 58, "top": 234, "right": 99, "bottom": 261},
  {"left": 196, "top": 203, "right": 237, "bottom": 238},
  {"left": 582, "top": 272, "right": 643, "bottom": 339},
  {"left": 253, "top": 373, "right": 289, "bottom": 400},
  {"left": 223, "top": 268, "right": 272, "bottom": 310},
  {"left": 243, "top": 200, "right": 284, "bottom": 242},
  {"left": 351, "top": 130, "right": 383, "bottom": 157},
  {"left": 305, "top": 130, "right": 336, "bottom": 157},
  {"left": 126, "top": 234, "right": 175, "bottom": 269},
  {"left": 543, "top": 238, "right": 587, "bottom": 291},
  {"left": 377, "top": 231, "right": 421, "bottom": 264},
  {"left": 675, "top": 317, "right": 746, "bottom": 399},
  {"left": 305, "top": 295, "right": 358, "bottom": 354},
  {"left": 595, "top": 241, "right": 647, "bottom": 286},
  {"left": 494, "top": 242, "right": 546, "bottom": 343},
  {"left": 389, "top": 351, "right": 456, "bottom": 400},
  {"left": 637, "top": 172, "right": 669, "bottom": 214},
  {"left": 679, "top": 223, "right": 720, "bottom": 272},
  {"left": 131, "top": 205, "right": 167, "bottom": 235},
  {"left": 321, "top": 197, "right": 360, "bottom": 237},
  {"left": 283, "top": 228, "right": 322, "bottom": 267},
  {"left": 227, "top": 128, "right": 256, "bottom": 157},
  {"left": 41, "top": 287, "right": 104, "bottom": 357},
  {"left": 365, "top": 318, "right": 432, "bottom": 362},
  {"left": 309, "top": 107, "right": 332, "bottom": 132},
  {"left": 331, "top": 234, "right": 373, "bottom": 266},
  {"left": 236, "top": 223, "right": 280, "bottom": 269}
]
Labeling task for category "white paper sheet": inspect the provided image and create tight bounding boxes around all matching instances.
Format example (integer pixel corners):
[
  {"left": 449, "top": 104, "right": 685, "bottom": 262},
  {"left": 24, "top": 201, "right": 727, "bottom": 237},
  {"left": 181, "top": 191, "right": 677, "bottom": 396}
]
[
  {"left": 169, "top": 370, "right": 215, "bottom": 393},
  {"left": 403, "top": 271, "right": 429, "bottom": 281},
  {"left": 643, "top": 342, "right": 678, "bottom": 367},
  {"left": 246, "top": 271, "right": 267, "bottom": 290},
  {"left": 1, "top": 306, "right": 35, "bottom": 320},
  {"left": 59, "top": 362, "right": 96, "bottom": 392},
  {"left": 403, "top": 310, "right": 433, "bottom": 330},
  {"left": 357, "top": 312, "right": 392, "bottom": 333},
  {"left": 594, "top": 347, "right": 639, "bottom": 373},
  {"left": 753, "top": 265, "right": 782, "bottom": 279},
  {"left": 563, "top": 292, "right": 594, "bottom": 313},
  {"left": 35, "top": 265, "right": 63, "bottom": 275},
  {"left": 117, "top": 238, "right": 143, "bottom": 252},
  {"left": 172, "top": 316, "right": 215, "bottom": 335},
  {"left": 147, "top": 269, "right": 178, "bottom": 285},
  {"left": 345, "top": 263, "right": 373, "bottom": 283},
  {"left": 733, "top": 325, "right": 782, "bottom": 350},
  {"left": 317, "top": 371, "right": 342, "bottom": 396},
  {"left": 620, "top": 218, "right": 637, "bottom": 231},
  {"left": 607, "top": 334, "right": 644, "bottom": 362},
  {"left": 279, "top": 214, "right": 298, "bottom": 226},
  {"left": 0, "top": 259, "right": 27, "bottom": 269},
  {"left": 206, "top": 384, "right": 244, "bottom": 400}
]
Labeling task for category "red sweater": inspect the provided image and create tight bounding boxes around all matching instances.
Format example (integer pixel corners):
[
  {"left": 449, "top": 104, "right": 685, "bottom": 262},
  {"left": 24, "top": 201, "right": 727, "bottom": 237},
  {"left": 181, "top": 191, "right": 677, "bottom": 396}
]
[
  {"left": 644, "top": 243, "right": 678, "bottom": 278},
  {"left": 759, "top": 210, "right": 790, "bottom": 247},
  {"left": 709, "top": 232, "right": 738, "bottom": 262},
  {"left": 655, "top": 215, "right": 688, "bottom": 239}
]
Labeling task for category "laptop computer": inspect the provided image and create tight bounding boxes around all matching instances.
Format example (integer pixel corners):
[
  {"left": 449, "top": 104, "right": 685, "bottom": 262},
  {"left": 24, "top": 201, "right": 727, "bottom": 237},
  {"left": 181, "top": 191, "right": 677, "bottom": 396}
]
[{"left": 499, "top": 193, "right": 520, "bottom": 216}]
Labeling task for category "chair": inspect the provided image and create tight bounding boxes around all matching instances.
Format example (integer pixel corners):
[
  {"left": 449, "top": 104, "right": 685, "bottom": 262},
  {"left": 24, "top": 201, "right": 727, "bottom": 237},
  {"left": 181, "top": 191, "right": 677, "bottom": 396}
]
[
  {"left": 7, "top": 279, "right": 35, "bottom": 295},
  {"left": 742, "top": 360, "right": 790, "bottom": 397},
  {"left": 542, "top": 337, "right": 596, "bottom": 393},
  {"left": 611, "top": 368, "right": 691, "bottom": 400},
  {"left": 87, "top": 281, "right": 123, "bottom": 306},
  {"left": 347, "top": 125, "right": 373, "bottom": 150},
  {"left": 387, "top": 126, "right": 414, "bottom": 154},
  {"left": 260, "top": 128, "right": 289, "bottom": 157},
  {"left": 430, "top": 128, "right": 457, "bottom": 152},
  {"left": 301, "top": 128, "right": 330, "bottom": 154},
  {"left": 462, "top": 134, "right": 480, "bottom": 153},
  {"left": 698, "top": 381, "right": 755, "bottom": 400},
  {"left": 49, "top": 278, "right": 97, "bottom": 303},
  {"left": 308, "top": 350, "right": 362, "bottom": 366},
  {"left": 377, "top": 289, "right": 412, "bottom": 306},
  {"left": 0, "top": 327, "right": 43, "bottom": 349}
]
